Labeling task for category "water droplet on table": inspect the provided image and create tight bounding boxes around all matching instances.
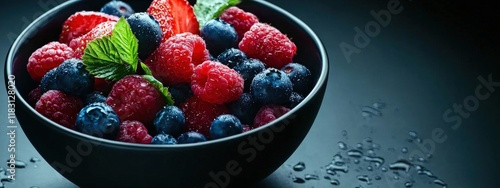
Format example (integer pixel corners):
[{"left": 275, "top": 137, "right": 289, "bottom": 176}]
[
  {"left": 364, "top": 156, "right": 385, "bottom": 168},
  {"left": 6, "top": 159, "right": 27, "bottom": 168},
  {"left": 408, "top": 131, "right": 418, "bottom": 138},
  {"left": 361, "top": 106, "right": 382, "bottom": 117},
  {"left": 357, "top": 175, "right": 372, "bottom": 185},
  {"left": 433, "top": 179, "right": 447, "bottom": 187},
  {"left": 404, "top": 181, "right": 413, "bottom": 187},
  {"left": 373, "top": 102, "right": 386, "bottom": 109},
  {"left": 30, "top": 157, "right": 41, "bottom": 163},
  {"left": 291, "top": 176, "right": 305, "bottom": 183},
  {"left": 389, "top": 160, "right": 412, "bottom": 172},
  {"left": 330, "top": 179, "right": 340, "bottom": 185},
  {"left": 332, "top": 154, "right": 345, "bottom": 165},
  {"left": 338, "top": 141, "right": 347, "bottom": 150},
  {"left": 304, "top": 174, "right": 319, "bottom": 180},
  {"left": 347, "top": 150, "right": 363, "bottom": 158},
  {"left": 366, "top": 166, "right": 373, "bottom": 171},
  {"left": 364, "top": 137, "right": 373, "bottom": 143},
  {"left": 401, "top": 147, "right": 408, "bottom": 154},
  {"left": 293, "top": 162, "right": 305, "bottom": 171},
  {"left": 325, "top": 163, "right": 349, "bottom": 173},
  {"left": 374, "top": 176, "right": 382, "bottom": 180},
  {"left": 356, "top": 143, "right": 364, "bottom": 149}
]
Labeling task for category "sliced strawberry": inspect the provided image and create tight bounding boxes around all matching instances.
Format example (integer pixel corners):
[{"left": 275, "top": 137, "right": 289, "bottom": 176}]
[
  {"left": 69, "top": 21, "right": 117, "bottom": 59},
  {"left": 60, "top": 11, "right": 119, "bottom": 44},
  {"left": 147, "top": 0, "right": 199, "bottom": 43}
]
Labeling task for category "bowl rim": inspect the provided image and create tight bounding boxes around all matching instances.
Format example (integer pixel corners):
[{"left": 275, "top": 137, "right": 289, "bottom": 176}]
[{"left": 6, "top": 0, "right": 329, "bottom": 149}]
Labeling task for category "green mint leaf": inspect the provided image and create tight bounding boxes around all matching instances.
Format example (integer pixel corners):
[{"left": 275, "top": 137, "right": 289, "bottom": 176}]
[
  {"left": 194, "top": 0, "right": 241, "bottom": 29},
  {"left": 140, "top": 62, "right": 153, "bottom": 76},
  {"left": 82, "top": 17, "right": 139, "bottom": 81},
  {"left": 142, "top": 75, "right": 174, "bottom": 106}
]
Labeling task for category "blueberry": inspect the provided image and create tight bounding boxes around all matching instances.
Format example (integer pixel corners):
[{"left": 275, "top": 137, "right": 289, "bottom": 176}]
[
  {"left": 84, "top": 91, "right": 107, "bottom": 106},
  {"left": 100, "top": 0, "right": 135, "bottom": 18},
  {"left": 40, "top": 68, "right": 59, "bottom": 93},
  {"left": 54, "top": 58, "right": 94, "bottom": 97},
  {"left": 177, "top": 132, "right": 207, "bottom": 144},
  {"left": 251, "top": 68, "right": 293, "bottom": 105},
  {"left": 210, "top": 114, "right": 243, "bottom": 139},
  {"left": 217, "top": 48, "right": 247, "bottom": 68},
  {"left": 229, "top": 93, "right": 260, "bottom": 125},
  {"left": 281, "top": 63, "right": 312, "bottom": 94},
  {"left": 201, "top": 19, "right": 238, "bottom": 56},
  {"left": 75, "top": 102, "right": 120, "bottom": 139},
  {"left": 288, "top": 92, "right": 304, "bottom": 108},
  {"left": 153, "top": 106, "right": 185, "bottom": 137},
  {"left": 151, "top": 133, "right": 177, "bottom": 144},
  {"left": 233, "top": 58, "right": 265, "bottom": 91},
  {"left": 168, "top": 84, "right": 193, "bottom": 106},
  {"left": 127, "top": 12, "right": 162, "bottom": 60}
]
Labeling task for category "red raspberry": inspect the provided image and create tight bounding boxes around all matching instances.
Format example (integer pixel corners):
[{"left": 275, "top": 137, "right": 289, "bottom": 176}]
[
  {"left": 69, "top": 21, "right": 116, "bottom": 59},
  {"left": 59, "top": 11, "right": 119, "bottom": 44},
  {"left": 220, "top": 7, "right": 259, "bottom": 41},
  {"left": 180, "top": 96, "right": 229, "bottom": 138},
  {"left": 239, "top": 23, "right": 297, "bottom": 69},
  {"left": 191, "top": 61, "right": 244, "bottom": 104},
  {"left": 93, "top": 77, "right": 115, "bottom": 95},
  {"left": 106, "top": 75, "right": 166, "bottom": 127},
  {"left": 253, "top": 104, "right": 290, "bottom": 128},
  {"left": 27, "top": 42, "right": 75, "bottom": 82},
  {"left": 35, "top": 90, "right": 83, "bottom": 129},
  {"left": 117, "top": 120, "right": 153, "bottom": 144},
  {"left": 28, "top": 87, "right": 42, "bottom": 106},
  {"left": 145, "top": 33, "right": 210, "bottom": 85}
]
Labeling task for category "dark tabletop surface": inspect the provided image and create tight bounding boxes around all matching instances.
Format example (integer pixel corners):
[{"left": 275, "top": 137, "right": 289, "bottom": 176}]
[{"left": 1, "top": 0, "right": 499, "bottom": 187}]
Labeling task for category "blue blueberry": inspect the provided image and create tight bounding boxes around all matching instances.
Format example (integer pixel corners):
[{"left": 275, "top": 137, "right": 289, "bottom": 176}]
[
  {"left": 288, "top": 92, "right": 304, "bottom": 108},
  {"left": 229, "top": 93, "right": 260, "bottom": 125},
  {"left": 84, "top": 91, "right": 107, "bottom": 106},
  {"left": 251, "top": 68, "right": 293, "bottom": 105},
  {"left": 75, "top": 102, "right": 120, "bottom": 139},
  {"left": 100, "top": 0, "right": 135, "bottom": 18},
  {"left": 40, "top": 68, "right": 59, "bottom": 93},
  {"left": 201, "top": 19, "right": 238, "bottom": 56},
  {"left": 153, "top": 106, "right": 185, "bottom": 137},
  {"left": 217, "top": 48, "right": 247, "bottom": 68},
  {"left": 168, "top": 84, "right": 193, "bottom": 106},
  {"left": 127, "top": 12, "right": 162, "bottom": 60},
  {"left": 54, "top": 58, "right": 94, "bottom": 97},
  {"left": 281, "top": 63, "right": 312, "bottom": 94},
  {"left": 210, "top": 114, "right": 243, "bottom": 139},
  {"left": 233, "top": 58, "right": 265, "bottom": 91},
  {"left": 151, "top": 133, "right": 177, "bottom": 145},
  {"left": 177, "top": 132, "right": 207, "bottom": 144}
]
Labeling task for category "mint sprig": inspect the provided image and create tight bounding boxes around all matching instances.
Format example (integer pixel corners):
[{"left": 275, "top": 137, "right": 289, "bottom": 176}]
[
  {"left": 82, "top": 17, "right": 139, "bottom": 81},
  {"left": 142, "top": 75, "right": 175, "bottom": 106},
  {"left": 194, "top": 0, "right": 241, "bottom": 29}
]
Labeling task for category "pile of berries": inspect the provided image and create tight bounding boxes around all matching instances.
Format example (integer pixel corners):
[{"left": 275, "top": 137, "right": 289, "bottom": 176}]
[{"left": 27, "top": 0, "right": 313, "bottom": 144}]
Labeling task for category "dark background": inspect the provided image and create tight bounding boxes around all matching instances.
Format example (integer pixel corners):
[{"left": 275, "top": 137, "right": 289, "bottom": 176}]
[{"left": 1, "top": 0, "right": 499, "bottom": 187}]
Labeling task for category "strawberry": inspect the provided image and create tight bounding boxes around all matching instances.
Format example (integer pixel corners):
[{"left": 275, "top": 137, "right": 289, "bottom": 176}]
[
  {"left": 59, "top": 11, "right": 119, "bottom": 44},
  {"left": 147, "top": 0, "right": 199, "bottom": 43},
  {"left": 69, "top": 21, "right": 117, "bottom": 59}
]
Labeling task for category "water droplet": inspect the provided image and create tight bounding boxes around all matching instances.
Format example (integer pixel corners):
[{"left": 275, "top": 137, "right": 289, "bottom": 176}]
[
  {"left": 324, "top": 175, "right": 331, "bottom": 180},
  {"left": 381, "top": 167, "right": 388, "bottom": 172},
  {"left": 373, "top": 102, "right": 386, "bottom": 109},
  {"left": 433, "top": 179, "right": 447, "bottom": 187},
  {"left": 366, "top": 166, "right": 373, "bottom": 171},
  {"left": 347, "top": 150, "right": 363, "bottom": 158},
  {"left": 401, "top": 147, "right": 408, "bottom": 154},
  {"left": 292, "top": 162, "right": 305, "bottom": 171},
  {"left": 338, "top": 141, "right": 348, "bottom": 150},
  {"left": 356, "top": 143, "right": 364, "bottom": 149},
  {"left": 367, "top": 149, "right": 375, "bottom": 156},
  {"left": 408, "top": 157, "right": 415, "bottom": 162},
  {"left": 426, "top": 153, "right": 433, "bottom": 159},
  {"left": 353, "top": 159, "right": 360, "bottom": 164},
  {"left": 6, "top": 159, "right": 27, "bottom": 168},
  {"left": 291, "top": 176, "right": 305, "bottom": 183},
  {"left": 417, "top": 169, "right": 436, "bottom": 178},
  {"left": 393, "top": 175, "right": 400, "bottom": 180},
  {"left": 364, "top": 137, "right": 373, "bottom": 143},
  {"left": 30, "top": 157, "right": 41, "bottom": 163},
  {"left": 357, "top": 175, "right": 372, "bottom": 185},
  {"left": 330, "top": 179, "right": 340, "bottom": 185},
  {"left": 388, "top": 160, "right": 412, "bottom": 172},
  {"left": 404, "top": 181, "right": 413, "bottom": 187},
  {"left": 326, "top": 169, "right": 336, "bottom": 176},
  {"left": 361, "top": 106, "right": 382, "bottom": 117},
  {"left": 417, "top": 157, "right": 426, "bottom": 163},
  {"left": 415, "top": 138, "right": 422, "bottom": 143},
  {"left": 325, "top": 163, "right": 349, "bottom": 173},
  {"left": 375, "top": 176, "right": 382, "bottom": 180},
  {"left": 332, "top": 154, "right": 345, "bottom": 165},
  {"left": 372, "top": 143, "right": 381, "bottom": 150},
  {"left": 408, "top": 131, "right": 418, "bottom": 138},
  {"left": 364, "top": 156, "right": 385, "bottom": 168},
  {"left": 341, "top": 130, "right": 348, "bottom": 137},
  {"left": 304, "top": 174, "right": 320, "bottom": 180}
]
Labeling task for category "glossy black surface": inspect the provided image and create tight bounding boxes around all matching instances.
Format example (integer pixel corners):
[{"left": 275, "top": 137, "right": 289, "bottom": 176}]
[{"left": 1, "top": 0, "right": 500, "bottom": 188}]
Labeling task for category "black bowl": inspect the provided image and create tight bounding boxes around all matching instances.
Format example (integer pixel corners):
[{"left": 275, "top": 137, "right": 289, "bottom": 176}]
[{"left": 5, "top": 0, "right": 328, "bottom": 187}]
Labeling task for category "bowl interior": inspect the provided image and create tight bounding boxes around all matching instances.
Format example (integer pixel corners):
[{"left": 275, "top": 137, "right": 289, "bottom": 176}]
[{"left": 6, "top": 0, "right": 328, "bottom": 147}]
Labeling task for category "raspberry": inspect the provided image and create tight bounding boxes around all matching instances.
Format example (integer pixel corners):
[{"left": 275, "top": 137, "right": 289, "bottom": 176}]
[
  {"left": 35, "top": 90, "right": 83, "bottom": 129},
  {"left": 69, "top": 21, "right": 116, "bottom": 59},
  {"left": 27, "top": 42, "right": 75, "bottom": 82},
  {"left": 239, "top": 23, "right": 297, "bottom": 69},
  {"left": 28, "top": 87, "right": 42, "bottom": 106},
  {"left": 93, "top": 77, "right": 115, "bottom": 95},
  {"left": 106, "top": 75, "right": 166, "bottom": 127},
  {"left": 145, "top": 33, "right": 210, "bottom": 85},
  {"left": 253, "top": 104, "right": 290, "bottom": 128},
  {"left": 220, "top": 7, "right": 259, "bottom": 41},
  {"left": 117, "top": 120, "right": 153, "bottom": 144},
  {"left": 60, "top": 11, "right": 119, "bottom": 44},
  {"left": 180, "top": 96, "right": 229, "bottom": 138},
  {"left": 191, "top": 61, "right": 244, "bottom": 104}
]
